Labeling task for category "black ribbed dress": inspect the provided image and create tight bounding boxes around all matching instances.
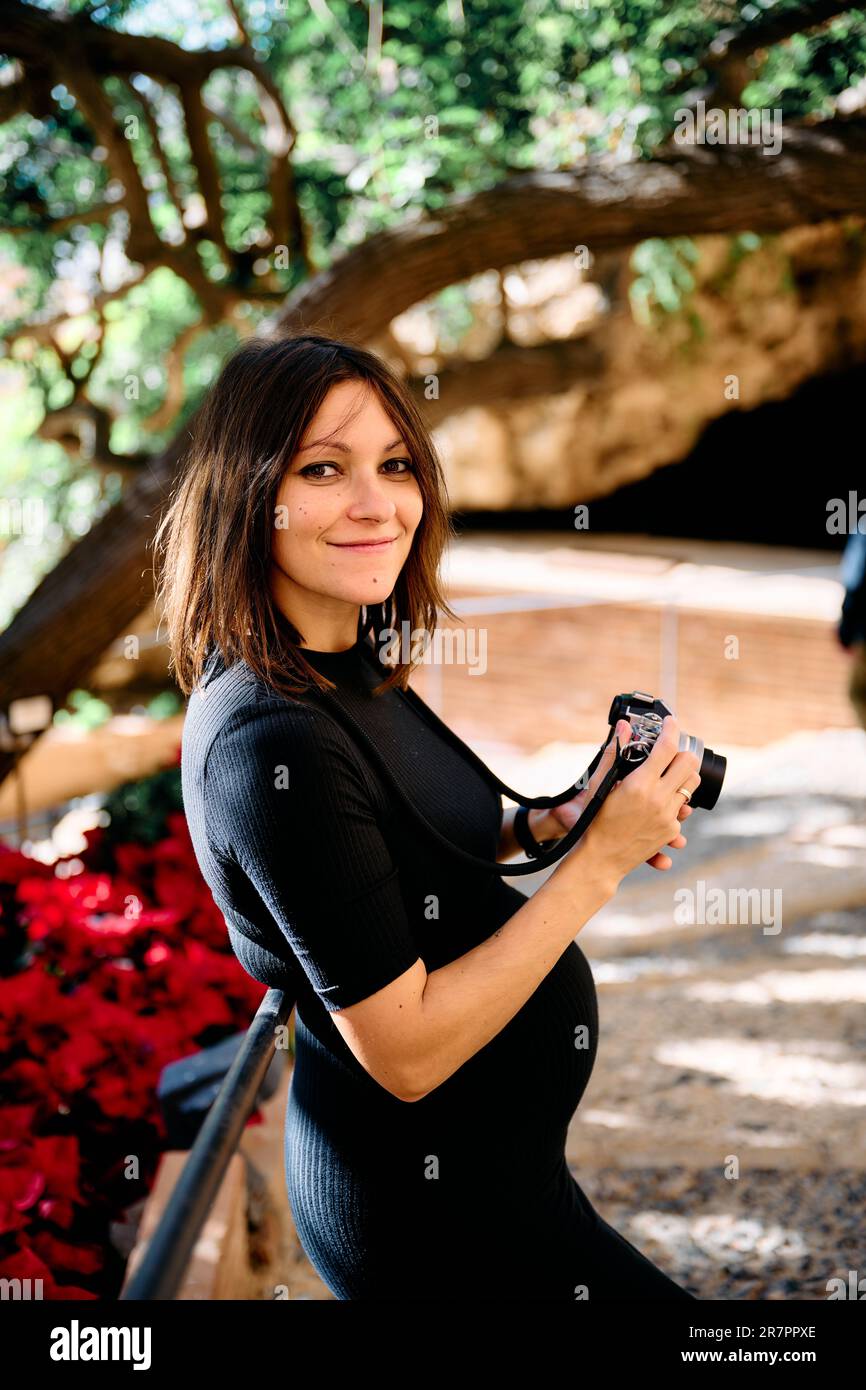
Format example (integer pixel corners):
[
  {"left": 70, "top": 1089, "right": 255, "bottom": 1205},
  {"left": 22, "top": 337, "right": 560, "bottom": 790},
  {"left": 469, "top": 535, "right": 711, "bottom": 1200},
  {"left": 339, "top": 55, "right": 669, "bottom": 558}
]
[{"left": 180, "top": 634, "right": 696, "bottom": 1301}]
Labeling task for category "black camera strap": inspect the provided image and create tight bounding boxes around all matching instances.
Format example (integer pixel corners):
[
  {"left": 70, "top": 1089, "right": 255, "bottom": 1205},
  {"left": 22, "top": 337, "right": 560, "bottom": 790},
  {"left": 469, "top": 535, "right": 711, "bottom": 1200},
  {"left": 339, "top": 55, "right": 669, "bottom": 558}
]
[{"left": 300, "top": 640, "right": 630, "bottom": 878}]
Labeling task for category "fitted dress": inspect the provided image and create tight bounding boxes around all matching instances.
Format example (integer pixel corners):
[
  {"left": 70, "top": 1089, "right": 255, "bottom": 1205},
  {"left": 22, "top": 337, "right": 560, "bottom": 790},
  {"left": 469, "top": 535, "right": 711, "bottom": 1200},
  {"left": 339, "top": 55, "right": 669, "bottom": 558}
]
[{"left": 180, "top": 634, "right": 696, "bottom": 1301}]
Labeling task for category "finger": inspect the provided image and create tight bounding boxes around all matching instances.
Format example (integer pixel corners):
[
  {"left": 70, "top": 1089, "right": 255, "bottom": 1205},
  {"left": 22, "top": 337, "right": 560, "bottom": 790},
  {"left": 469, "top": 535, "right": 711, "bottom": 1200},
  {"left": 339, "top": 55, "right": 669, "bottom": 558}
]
[
  {"left": 552, "top": 801, "right": 580, "bottom": 831},
  {"left": 560, "top": 721, "right": 629, "bottom": 822},
  {"left": 642, "top": 715, "right": 682, "bottom": 774},
  {"left": 660, "top": 746, "right": 703, "bottom": 792},
  {"left": 604, "top": 718, "right": 630, "bottom": 761},
  {"left": 609, "top": 718, "right": 631, "bottom": 758},
  {"left": 648, "top": 830, "right": 686, "bottom": 868},
  {"left": 647, "top": 852, "right": 673, "bottom": 870}
]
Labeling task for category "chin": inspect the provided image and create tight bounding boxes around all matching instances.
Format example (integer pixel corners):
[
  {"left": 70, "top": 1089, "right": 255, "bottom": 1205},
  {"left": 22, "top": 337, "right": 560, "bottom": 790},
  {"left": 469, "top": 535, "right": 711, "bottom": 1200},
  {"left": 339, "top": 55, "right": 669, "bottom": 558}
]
[
  {"left": 321, "top": 580, "right": 397, "bottom": 606},
  {"left": 357, "top": 584, "right": 398, "bottom": 605}
]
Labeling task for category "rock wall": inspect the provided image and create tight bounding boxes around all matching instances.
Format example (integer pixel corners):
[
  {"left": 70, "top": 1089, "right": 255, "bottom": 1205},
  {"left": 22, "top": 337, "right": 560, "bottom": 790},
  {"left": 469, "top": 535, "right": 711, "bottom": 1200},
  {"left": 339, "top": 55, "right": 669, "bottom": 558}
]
[{"left": 394, "top": 220, "right": 866, "bottom": 510}]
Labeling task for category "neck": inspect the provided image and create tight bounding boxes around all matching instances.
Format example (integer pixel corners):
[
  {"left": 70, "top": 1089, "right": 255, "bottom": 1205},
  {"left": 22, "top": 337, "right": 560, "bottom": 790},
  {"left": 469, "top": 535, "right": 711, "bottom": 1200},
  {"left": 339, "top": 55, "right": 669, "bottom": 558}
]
[{"left": 269, "top": 581, "right": 361, "bottom": 652}]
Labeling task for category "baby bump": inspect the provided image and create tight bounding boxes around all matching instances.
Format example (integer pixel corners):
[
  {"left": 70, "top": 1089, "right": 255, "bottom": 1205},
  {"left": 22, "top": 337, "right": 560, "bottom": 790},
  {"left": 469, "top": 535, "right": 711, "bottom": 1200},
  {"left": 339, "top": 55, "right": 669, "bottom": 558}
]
[
  {"left": 414, "top": 937, "right": 600, "bottom": 1150},
  {"left": 499, "top": 937, "right": 598, "bottom": 1126}
]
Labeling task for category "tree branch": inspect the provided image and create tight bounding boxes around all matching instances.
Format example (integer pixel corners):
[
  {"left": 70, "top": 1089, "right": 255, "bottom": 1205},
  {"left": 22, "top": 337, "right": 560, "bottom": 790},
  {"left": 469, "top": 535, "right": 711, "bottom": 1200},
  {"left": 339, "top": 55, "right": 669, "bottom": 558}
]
[
  {"left": 670, "top": 2, "right": 855, "bottom": 106},
  {"left": 3, "top": 269, "right": 147, "bottom": 350},
  {"left": 129, "top": 78, "right": 188, "bottom": 229},
  {"left": 1, "top": 0, "right": 311, "bottom": 288},
  {"left": 139, "top": 319, "right": 208, "bottom": 433},
  {"left": 1, "top": 202, "right": 118, "bottom": 237},
  {"left": 277, "top": 117, "right": 866, "bottom": 341},
  {"left": 408, "top": 334, "right": 609, "bottom": 427}
]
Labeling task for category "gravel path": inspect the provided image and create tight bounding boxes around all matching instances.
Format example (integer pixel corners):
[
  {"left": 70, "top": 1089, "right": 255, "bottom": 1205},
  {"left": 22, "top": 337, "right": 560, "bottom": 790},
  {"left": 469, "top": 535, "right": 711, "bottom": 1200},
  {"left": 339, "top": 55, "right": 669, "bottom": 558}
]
[{"left": 576, "top": 1165, "right": 866, "bottom": 1300}]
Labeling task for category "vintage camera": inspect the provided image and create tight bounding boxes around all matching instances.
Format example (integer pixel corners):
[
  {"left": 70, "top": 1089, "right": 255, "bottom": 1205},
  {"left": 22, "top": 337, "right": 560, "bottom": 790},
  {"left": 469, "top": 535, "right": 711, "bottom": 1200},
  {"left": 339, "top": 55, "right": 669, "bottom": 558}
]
[{"left": 607, "top": 691, "right": 726, "bottom": 810}]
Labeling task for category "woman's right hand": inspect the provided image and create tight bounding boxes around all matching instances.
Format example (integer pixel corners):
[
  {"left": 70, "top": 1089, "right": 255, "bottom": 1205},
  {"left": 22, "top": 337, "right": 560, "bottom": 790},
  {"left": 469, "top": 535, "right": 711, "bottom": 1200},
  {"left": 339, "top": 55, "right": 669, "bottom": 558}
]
[{"left": 577, "top": 714, "right": 702, "bottom": 887}]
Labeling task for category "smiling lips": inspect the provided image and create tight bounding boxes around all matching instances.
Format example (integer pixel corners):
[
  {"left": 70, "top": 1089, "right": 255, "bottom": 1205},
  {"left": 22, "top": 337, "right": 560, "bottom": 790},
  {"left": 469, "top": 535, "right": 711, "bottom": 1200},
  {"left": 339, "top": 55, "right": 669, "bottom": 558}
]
[{"left": 328, "top": 537, "right": 398, "bottom": 551}]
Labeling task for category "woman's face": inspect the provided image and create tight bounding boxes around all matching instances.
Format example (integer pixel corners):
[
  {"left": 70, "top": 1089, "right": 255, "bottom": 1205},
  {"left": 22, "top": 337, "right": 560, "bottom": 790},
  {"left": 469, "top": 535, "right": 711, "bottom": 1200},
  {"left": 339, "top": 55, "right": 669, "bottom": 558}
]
[{"left": 269, "top": 380, "right": 424, "bottom": 646}]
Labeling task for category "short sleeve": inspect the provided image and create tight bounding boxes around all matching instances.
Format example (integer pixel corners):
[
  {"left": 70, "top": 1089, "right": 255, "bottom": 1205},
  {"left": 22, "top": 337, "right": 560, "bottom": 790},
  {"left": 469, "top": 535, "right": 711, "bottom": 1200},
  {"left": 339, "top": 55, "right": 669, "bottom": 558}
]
[{"left": 204, "top": 700, "right": 421, "bottom": 1011}]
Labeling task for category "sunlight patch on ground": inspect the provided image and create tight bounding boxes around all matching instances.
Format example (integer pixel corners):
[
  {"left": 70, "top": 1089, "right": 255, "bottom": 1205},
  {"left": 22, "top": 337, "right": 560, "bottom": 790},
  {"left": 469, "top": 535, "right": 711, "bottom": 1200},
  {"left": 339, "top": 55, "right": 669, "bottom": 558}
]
[
  {"left": 702, "top": 806, "right": 803, "bottom": 838},
  {"left": 591, "top": 956, "right": 699, "bottom": 983},
  {"left": 654, "top": 1037, "right": 866, "bottom": 1107},
  {"left": 813, "top": 823, "right": 866, "bottom": 847},
  {"left": 685, "top": 968, "right": 866, "bottom": 1004},
  {"left": 629, "top": 1211, "right": 810, "bottom": 1264},
  {"left": 723, "top": 1125, "right": 803, "bottom": 1150},
  {"left": 793, "top": 844, "right": 866, "bottom": 869},
  {"left": 783, "top": 933, "right": 866, "bottom": 958},
  {"left": 578, "top": 1109, "right": 642, "bottom": 1130}
]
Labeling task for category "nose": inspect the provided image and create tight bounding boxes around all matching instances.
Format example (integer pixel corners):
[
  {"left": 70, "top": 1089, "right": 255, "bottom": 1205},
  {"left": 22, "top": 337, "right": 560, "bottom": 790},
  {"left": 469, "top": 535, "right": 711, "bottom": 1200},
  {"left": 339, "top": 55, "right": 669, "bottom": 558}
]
[{"left": 344, "top": 468, "right": 398, "bottom": 523}]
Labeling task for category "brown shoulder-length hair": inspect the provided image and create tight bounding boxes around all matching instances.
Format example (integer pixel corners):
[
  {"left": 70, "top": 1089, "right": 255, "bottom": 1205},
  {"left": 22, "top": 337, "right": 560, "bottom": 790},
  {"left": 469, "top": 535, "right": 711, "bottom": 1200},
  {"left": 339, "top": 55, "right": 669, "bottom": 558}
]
[{"left": 153, "top": 331, "right": 458, "bottom": 701}]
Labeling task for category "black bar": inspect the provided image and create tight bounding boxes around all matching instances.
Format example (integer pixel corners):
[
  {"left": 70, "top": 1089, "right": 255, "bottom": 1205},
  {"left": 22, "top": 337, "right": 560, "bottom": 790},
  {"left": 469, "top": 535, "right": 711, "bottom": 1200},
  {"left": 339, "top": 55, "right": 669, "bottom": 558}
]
[{"left": 120, "top": 987, "right": 295, "bottom": 1301}]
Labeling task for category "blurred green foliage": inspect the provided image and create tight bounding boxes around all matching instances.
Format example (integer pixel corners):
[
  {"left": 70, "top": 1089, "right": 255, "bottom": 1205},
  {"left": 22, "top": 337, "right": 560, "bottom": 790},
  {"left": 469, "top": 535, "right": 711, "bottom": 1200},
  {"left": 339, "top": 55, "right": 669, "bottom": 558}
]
[
  {"left": 98, "top": 764, "right": 184, "bottom": 849},
  {"left": 51, "top": 686, "right": 183, "bottom": 730},
  {"left": 53, "top": 689, "right": 114, "bottom": 732}
]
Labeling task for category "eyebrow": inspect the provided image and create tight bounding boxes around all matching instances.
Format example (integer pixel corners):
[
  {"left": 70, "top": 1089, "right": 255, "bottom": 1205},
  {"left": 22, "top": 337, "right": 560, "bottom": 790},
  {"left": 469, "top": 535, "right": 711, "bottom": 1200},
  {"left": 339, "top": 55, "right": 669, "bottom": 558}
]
[{"left": 298, "top": 436, "right": 405, "bottom": 454}]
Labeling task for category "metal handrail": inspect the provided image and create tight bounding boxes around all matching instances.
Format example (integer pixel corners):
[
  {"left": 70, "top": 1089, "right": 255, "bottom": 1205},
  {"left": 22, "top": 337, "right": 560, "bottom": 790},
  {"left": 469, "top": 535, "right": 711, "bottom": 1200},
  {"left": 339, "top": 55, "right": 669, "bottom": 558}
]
[{"left": 120, "top": 986, "right": 295, "bottom": 1300}]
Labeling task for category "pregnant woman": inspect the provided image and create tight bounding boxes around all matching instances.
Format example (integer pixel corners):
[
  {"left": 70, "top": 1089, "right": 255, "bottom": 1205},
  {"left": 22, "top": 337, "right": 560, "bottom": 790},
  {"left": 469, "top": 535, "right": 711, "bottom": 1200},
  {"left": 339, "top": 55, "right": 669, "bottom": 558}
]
[{"left": 164, "top": 331, "right": 701, "bottom": 1301}]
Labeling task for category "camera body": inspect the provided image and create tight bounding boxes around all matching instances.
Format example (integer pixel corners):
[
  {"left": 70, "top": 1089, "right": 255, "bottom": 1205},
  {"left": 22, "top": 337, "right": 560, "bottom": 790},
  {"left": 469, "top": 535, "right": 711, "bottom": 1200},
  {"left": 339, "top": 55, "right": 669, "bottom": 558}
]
[{"left": 607, "top": 691, "right": 726, "bottom": 810}]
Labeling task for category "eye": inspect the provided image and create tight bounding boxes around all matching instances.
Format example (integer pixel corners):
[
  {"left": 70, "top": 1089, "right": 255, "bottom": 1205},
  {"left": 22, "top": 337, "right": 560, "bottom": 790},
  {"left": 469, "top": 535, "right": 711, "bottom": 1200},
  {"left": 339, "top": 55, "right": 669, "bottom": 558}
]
[
  {"left": 297, "top": 458, "right": 415, "bottom": 479},
  {"left": 298, "top": 462, "right": 340, "bottom": 479}
]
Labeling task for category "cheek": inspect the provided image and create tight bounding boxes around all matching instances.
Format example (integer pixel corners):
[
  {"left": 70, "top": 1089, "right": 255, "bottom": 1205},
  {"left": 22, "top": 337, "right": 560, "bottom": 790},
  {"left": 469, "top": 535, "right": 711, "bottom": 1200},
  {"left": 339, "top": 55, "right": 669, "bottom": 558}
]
[
  {"left": 274, "top": 490, "right": 331, "bottom": 538},
  {"left": 402, "top": 486, "right": 424, "bottom": 530},
  {"left": 272, "top": 503, "right": 323, "bottom": 576}
]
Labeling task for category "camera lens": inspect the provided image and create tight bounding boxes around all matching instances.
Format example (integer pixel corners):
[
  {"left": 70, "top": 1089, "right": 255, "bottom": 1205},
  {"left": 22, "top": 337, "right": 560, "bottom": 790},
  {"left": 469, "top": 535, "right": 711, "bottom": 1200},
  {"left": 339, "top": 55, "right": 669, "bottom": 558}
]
[{"left": 692, "top": 748, "right": 726, "bottom": 810}]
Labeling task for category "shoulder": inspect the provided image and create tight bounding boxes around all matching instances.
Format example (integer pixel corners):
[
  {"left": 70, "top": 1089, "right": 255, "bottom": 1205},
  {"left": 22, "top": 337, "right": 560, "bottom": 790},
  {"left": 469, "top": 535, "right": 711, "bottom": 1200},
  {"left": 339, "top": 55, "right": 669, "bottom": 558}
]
[
  {"left": 186, "top": 653, "right": 347, "bottom": 754},
  {"left": 184, "top": 655, "right": 384, "bottom": 804},
  {"left": 203, "top": 695, "right": 389, "bottom": 855},
  {"left": 204, "top": 687, "right": 375, "bottom": 796}
]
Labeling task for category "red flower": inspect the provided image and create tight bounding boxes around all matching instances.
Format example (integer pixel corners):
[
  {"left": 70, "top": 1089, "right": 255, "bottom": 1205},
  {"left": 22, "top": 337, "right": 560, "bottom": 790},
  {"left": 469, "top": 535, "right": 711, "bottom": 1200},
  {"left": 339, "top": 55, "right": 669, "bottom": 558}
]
[
  {"left": 0, "top": 1246, "right": 99, "bottom": 1300},
  {"left": 0, "top": 791, "right": 270, "bottom": 1298},
  {"left": 0, "top": 845, "right": 54, "bottom": 885},
  {"left": 26, "top": 1230, "right": 103, "bottom": 1276},
  {"left": 0, "top": 1103, "right": 39, "bottom": 1152},
  {"left": 0, "top": 1167, "right": 45, "bottom": 1233}
]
